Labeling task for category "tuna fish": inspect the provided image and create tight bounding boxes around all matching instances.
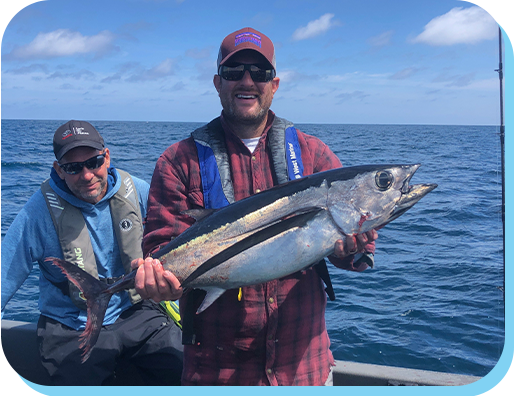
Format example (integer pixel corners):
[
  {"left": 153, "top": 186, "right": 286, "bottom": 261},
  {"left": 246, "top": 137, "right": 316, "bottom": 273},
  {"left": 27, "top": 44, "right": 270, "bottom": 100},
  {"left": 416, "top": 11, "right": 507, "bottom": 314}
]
[{"left": 48, "top": 164, "right": 436, "bottom": 361}]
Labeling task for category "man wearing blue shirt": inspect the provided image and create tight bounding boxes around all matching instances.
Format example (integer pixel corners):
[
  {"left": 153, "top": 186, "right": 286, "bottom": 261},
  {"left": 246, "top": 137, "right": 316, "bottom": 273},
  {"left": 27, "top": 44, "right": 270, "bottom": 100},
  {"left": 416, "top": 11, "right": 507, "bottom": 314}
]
[{"left": 1, "top": 120, "right": 182, "bottom": 385}]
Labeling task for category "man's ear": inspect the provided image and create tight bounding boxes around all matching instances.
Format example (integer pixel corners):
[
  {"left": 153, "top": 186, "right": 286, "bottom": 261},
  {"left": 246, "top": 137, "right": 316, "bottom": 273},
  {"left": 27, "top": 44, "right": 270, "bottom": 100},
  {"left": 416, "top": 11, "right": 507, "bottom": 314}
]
[
  {"left": 53, "top": 161, "right": 66, "bottom": 180},
  {"left": 104, "top": 148, "right": 111, "bottom": 168},
  {"left": 213, "top": 74, "right": 221, "bottom": 95},
  {"left": 271, "top": 77, "right": 280, "bottom": 94}
]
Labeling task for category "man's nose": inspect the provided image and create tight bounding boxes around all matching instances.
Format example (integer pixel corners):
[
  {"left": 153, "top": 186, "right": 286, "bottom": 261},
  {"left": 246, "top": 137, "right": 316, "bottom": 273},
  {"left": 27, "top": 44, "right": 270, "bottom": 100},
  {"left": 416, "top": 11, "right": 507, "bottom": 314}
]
[
  {"left": 240, "top": 70, "right": 254, "bottom": 84},
  {"left": 78, "top": 165, "right": 95, "bottom": 179}
]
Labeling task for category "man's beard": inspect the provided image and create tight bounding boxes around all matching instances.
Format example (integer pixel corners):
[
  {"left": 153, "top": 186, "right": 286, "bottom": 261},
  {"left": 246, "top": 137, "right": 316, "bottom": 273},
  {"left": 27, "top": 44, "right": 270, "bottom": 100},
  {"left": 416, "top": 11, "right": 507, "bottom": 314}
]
[
  {"left": 219, "top": 82, "right": 272, "bottom": 126},
  {"left": 223, "top": 102, "right": 269, "bottom": 125},
  {"left": 68, "top": 178, "right": 107, "bottom": 204}
]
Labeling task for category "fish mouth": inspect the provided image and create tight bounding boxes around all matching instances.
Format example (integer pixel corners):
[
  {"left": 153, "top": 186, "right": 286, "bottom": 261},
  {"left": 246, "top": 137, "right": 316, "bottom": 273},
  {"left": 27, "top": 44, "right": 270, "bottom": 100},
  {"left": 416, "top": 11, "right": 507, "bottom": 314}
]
[
  {"left": 392, "top": 183, "right": 438, "bottom": 221},
  {"left": 399, "top": 183, "right": 438, "bottom": 209},
  {"left": 389, "top": 164, "right": 437, "bottom": 222}
]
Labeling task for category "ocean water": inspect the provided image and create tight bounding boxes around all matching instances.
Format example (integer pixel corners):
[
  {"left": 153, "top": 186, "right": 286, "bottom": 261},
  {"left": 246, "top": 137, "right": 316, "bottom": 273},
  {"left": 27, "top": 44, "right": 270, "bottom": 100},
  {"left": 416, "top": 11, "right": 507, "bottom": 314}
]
[{"left": 0, "top": 119, "right": 505, "bottom": 378}]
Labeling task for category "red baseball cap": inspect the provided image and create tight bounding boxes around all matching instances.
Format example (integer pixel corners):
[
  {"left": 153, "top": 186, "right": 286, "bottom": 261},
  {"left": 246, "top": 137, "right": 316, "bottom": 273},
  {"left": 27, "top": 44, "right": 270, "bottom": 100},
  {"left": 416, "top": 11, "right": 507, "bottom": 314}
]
[{"left": 217, "top": 27, "right": 276, "bottom": 72}]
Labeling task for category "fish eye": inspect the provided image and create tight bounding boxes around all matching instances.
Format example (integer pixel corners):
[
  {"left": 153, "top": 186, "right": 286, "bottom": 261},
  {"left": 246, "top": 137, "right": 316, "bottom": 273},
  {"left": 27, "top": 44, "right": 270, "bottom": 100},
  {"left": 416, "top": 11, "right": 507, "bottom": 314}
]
[{"left": 375, "top": 171, "right": 393, "bottom": 190}]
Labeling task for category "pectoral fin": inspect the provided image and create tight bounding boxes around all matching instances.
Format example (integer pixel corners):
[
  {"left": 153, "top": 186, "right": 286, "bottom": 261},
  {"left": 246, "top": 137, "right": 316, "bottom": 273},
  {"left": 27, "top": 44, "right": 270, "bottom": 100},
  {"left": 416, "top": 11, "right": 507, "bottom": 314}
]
[{"left": 197, "top": 287, "right": 227, "bottom": 313}]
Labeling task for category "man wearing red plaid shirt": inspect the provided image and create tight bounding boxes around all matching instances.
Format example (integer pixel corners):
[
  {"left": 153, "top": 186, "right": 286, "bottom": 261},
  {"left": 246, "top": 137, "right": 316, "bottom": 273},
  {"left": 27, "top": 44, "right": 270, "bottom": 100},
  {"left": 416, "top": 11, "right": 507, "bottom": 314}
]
[{"left": 131, "top": 27, "right": 377, "bottom": 386}]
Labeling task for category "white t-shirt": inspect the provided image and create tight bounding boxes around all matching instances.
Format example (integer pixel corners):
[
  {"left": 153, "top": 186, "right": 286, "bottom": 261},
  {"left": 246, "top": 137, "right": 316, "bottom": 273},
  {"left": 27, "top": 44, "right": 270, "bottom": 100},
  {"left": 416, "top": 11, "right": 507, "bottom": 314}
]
[{"left": 241, "top": 137, "right": 261, "bottom": 153}]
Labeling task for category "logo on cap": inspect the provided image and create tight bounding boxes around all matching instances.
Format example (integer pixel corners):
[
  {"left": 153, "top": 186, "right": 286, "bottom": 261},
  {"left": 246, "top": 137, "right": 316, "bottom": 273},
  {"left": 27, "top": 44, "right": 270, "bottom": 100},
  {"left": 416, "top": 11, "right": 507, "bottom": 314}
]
[
  {"left": 235, "top": 32, "right": 261, "bottom": 48},
  {"left": 73, "top": 126, "right": 89, "bottom": 135},
  {"left": 62, "top": 130, "right": 73, "bottom": 140}
]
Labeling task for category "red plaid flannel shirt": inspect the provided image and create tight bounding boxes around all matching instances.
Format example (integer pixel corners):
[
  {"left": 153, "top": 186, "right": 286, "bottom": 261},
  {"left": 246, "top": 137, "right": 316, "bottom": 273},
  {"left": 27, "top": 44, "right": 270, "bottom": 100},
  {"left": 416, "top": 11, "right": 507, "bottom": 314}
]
[{"left": 143, "top": 111, "right": 373, "bottom": 385}]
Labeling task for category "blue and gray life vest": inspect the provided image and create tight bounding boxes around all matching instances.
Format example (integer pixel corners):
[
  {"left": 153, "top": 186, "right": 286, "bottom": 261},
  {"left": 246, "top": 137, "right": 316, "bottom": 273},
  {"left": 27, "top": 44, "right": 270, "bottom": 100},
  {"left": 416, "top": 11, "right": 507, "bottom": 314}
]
[
  {"left": 41, "top": 169, "right": 143, "bottom": 310},
  {"left": 192, "top": 116, "right": 303, "bottom": 208}
]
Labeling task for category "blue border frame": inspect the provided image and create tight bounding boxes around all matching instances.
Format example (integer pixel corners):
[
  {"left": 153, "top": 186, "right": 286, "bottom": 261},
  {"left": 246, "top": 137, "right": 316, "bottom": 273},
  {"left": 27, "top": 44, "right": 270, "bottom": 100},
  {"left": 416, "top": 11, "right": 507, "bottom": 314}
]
[{"left": 16, "top": 28, "right": 515, "bottom": 396}]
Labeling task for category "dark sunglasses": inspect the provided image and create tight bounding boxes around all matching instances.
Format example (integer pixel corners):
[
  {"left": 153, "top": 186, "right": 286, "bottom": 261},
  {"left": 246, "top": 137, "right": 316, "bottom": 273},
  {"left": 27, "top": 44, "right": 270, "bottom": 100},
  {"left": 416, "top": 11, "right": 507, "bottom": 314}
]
[
  {"left": 59, "top": 152, "right": 106, "bottom": 175},
  {"left": 219, "top": 64, "right": 276, "bottom": 83}
]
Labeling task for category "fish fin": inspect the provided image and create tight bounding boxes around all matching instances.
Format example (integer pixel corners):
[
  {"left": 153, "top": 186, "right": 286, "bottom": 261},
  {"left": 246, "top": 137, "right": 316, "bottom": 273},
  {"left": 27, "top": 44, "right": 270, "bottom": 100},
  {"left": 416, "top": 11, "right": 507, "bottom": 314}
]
[
  {"left": 197, "top": 287, "right": 226, "bottom": 313},
  {"left": 79, "top": 291, "right": 111, "bottom": 362},
  {"left": 180, "top": 208, "right": 324, "bottom": 288},
  {"left": 46, "top": 257, "right": 113, "bottom": 363},
  {"left": 182, "top": 208, "right": 217, "bottom": 221}
]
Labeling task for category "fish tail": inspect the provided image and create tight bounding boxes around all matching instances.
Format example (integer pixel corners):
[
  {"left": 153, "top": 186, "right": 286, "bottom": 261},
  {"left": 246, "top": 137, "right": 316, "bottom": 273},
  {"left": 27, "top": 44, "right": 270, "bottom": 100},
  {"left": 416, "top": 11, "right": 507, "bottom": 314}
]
[
  {"left": 46, "top": 257, "right": 114, "bottom": 363},
  {"left": 79, "top": 291, "right": 111, "bottom": 362}
]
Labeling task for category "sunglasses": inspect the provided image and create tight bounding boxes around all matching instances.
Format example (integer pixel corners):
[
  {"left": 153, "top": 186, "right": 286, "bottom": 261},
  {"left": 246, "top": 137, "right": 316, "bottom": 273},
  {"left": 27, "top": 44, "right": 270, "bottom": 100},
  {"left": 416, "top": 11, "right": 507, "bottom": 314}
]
[
  {"left": 59, "top": 152, "right": 106, "bottom": 175},
  {"left": 219, "top": 64, "right": 276, "bottom": 83}
]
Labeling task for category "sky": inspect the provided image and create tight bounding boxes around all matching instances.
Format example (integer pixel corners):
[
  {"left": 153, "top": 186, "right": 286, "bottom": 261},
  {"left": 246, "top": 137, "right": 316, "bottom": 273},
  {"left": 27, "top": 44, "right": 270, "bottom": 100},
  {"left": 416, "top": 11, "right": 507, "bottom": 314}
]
[{"left": 0, "top": 0, "right": 510, "bottom": 125}]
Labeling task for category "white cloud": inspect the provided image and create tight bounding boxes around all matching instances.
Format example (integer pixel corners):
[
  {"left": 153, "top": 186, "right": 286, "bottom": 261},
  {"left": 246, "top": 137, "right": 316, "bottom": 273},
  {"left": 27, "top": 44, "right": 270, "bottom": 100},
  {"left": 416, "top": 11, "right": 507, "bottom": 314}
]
[
  {"left": 127, "top": 58, "right": 176, "bottom": 82},
  {"left": 322, "top": 72, "right": 362, "bottom": 83},
  {"left": 335, "top": 91, "right": 369, "bottom": 102},
  {"left": 152, "top": 58, "right": 174, "bottom": 76},
  {"left": 277, "top": 69, "right": 319, "bottom": 84},
  {"left": 5, "top": 29, "right": 117, "bottom": 60},
  {"left": 277, "top": 70, "right": 300, "bottom": 83},
  {"left": 292, "top": 13, "right": 337, "bottom": 41},
  {"left": 389, "top": 67, "right": 421, "bottom": 80},
  {"left": 47, "top": 69, "right": 96, "bottom": 80},
  {"left": 411, "top": 6, "right": 498, "bottom": 46},
  {"left": 4, "top": 64, "right": 49, "bottom": 74},
  {"left": 432, "top": 71, "right": 476, "bottom": 87},
  {"left": 367, "top": 30, "right": 394, "bottom": 47}
]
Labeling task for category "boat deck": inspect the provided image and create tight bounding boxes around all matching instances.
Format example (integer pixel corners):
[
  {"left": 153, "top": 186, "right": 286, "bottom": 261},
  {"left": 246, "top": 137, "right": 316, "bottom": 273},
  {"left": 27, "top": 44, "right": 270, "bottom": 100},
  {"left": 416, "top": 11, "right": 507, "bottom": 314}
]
[{"left": 1, "top": 320, "right": 481, "bottom": 386}]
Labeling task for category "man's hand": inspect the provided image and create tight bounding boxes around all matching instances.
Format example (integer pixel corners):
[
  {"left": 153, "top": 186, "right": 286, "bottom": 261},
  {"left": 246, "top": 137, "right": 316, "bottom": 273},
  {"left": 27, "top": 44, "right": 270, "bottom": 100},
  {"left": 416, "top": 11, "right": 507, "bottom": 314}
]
[
  {"left": 332, "top": 229, "right": 378, "bottom": 258},
  {"left": 330, "top": 229, "right": 378, "bottom": 272},
  {"left": 131, "top": 257, "right": 183, "bottom": 302}
]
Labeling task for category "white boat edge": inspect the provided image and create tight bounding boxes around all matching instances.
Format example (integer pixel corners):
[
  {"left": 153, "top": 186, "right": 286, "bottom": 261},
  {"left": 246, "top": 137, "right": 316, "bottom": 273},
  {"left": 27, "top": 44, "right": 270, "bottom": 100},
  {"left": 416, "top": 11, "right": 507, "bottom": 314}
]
[{"left": 1, "top": 319, "right": 482, "bottom": 386}]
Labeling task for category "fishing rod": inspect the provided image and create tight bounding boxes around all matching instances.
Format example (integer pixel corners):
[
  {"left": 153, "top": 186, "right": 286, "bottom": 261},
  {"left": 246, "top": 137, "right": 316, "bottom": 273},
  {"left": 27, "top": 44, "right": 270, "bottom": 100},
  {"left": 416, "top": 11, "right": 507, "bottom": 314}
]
[{"left": 495, "top": 26, "right": 505, "bottom": 298}]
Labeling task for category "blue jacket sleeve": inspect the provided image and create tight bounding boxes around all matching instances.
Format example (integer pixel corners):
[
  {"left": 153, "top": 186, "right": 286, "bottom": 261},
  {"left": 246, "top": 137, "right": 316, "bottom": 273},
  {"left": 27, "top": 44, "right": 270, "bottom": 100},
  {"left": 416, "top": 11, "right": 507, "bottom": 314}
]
[{"left": 1, "top": 190, "right": 60, "bottom": 313}]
